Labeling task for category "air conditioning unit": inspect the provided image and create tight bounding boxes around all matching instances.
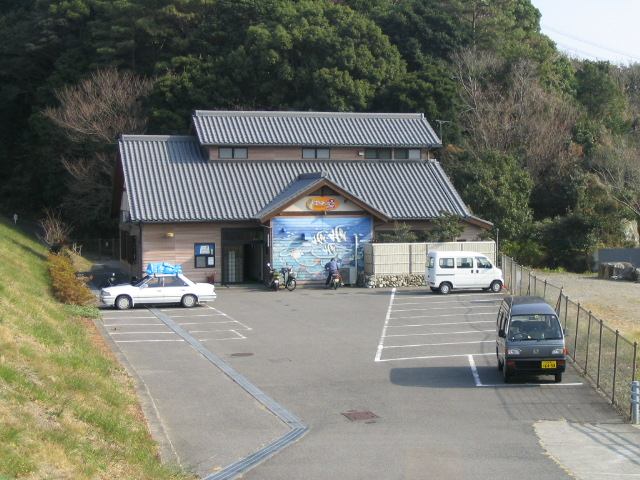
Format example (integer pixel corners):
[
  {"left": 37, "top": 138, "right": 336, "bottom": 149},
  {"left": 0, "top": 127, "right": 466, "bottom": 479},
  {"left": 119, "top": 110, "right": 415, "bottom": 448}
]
[{"left": 339, "top": 267, "right": 357, "bottom": 285}]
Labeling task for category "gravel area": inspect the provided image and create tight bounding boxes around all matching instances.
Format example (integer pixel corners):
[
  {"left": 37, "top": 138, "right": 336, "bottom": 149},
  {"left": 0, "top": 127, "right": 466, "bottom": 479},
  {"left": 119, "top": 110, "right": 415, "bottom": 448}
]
[{"left": 532, "top": 270, "right": 640, "bottom": 341}]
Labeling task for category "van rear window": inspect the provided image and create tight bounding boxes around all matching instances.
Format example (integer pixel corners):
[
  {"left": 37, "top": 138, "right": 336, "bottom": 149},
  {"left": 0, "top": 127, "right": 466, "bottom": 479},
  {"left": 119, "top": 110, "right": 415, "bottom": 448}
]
[
  {"left": 439, "top": 258, "right": 454, "bottom": 269},
  {"left": 428, "top": 256, "right": 435, "bottom": 268}
]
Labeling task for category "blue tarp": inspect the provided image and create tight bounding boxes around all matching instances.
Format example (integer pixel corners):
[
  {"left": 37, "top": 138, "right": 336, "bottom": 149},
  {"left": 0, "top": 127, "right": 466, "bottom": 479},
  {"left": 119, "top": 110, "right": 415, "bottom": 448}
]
[{"left": 146, "top": 262, "right": 183, "bottom": 275}]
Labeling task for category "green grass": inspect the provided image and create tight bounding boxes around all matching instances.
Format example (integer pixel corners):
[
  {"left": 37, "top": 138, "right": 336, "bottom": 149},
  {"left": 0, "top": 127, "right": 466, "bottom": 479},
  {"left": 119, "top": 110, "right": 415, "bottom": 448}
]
[{"left": 0, "top": 219, "right": 193, "bottom": 479}]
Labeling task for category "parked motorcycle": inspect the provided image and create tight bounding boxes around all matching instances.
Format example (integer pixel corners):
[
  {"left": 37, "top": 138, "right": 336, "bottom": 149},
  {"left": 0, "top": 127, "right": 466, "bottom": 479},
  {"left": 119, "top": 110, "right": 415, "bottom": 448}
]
[
  {"left": 280, "top": 266, "right": 297, "bottom": 291},
  {"left": 266, "top": 263, "right": 297, "bottom": 291},
  {"left": 329, "top": 271, "right": 342, "bottom": 290}
]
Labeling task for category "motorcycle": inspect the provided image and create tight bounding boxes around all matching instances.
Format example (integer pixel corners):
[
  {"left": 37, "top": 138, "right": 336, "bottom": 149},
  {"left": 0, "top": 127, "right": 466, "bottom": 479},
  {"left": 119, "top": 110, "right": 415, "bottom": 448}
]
[
  {"left": 329, "top": 271, "right": 342, "bottom": 290},
  {"left": 266, "top": 263, "right": 280, "bottom": 290},
  {"left": 280, "top": 266, "right": 297, "bottom": 291}
]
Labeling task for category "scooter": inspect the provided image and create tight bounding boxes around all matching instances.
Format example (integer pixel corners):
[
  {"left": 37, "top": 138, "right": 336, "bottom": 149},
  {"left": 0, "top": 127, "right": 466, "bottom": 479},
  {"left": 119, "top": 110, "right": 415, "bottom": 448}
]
[
  {"left": 280, "top": 266, "right": 297, "bottom": 291},
  {"left": 329, "top": 271, "right": 342, "bottom": 290},
  {"left": 266, "top": 263, "right": 280, "bottom": 290}
]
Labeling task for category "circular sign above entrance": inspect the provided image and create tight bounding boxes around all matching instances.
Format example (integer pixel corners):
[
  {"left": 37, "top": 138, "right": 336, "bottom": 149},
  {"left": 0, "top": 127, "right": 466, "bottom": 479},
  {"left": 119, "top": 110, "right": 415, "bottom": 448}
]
[{"left": 306, "top": 196, "right": 341, "bottom": 212}]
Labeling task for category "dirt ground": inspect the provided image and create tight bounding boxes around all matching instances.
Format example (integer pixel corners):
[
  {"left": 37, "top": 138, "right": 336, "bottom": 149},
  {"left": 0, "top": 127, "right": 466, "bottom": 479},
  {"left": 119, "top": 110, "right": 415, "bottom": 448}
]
[{"left": 532, "top": 270, "right": 640, "bottom": 341}]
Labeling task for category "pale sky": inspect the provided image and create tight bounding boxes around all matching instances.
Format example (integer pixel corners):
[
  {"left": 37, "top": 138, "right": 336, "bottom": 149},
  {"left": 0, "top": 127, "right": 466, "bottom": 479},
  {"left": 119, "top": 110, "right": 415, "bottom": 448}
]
[{"left": 531, "top": 0, "right": 640, "bottom": 65}]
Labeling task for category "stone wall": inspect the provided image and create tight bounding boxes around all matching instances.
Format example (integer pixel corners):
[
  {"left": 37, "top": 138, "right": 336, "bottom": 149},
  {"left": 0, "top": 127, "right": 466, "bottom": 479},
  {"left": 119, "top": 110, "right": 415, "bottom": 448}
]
[{"left": 365, "top": 274, "right": 426, "bottom": 288}]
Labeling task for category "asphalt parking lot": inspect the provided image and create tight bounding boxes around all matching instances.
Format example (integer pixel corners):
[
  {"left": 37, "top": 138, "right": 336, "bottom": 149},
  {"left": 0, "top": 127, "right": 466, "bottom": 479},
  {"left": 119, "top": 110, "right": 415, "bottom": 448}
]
[{"left": 99, "top": 286, "right": 635, "bottom": 480}]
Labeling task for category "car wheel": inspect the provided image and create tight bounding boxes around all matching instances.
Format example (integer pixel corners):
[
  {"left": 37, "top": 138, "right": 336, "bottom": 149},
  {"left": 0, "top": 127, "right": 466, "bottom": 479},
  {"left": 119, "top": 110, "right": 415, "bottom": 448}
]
[
  {"left": 439, "top": 282, "right": 452, "bottom": 295},
  {"left": 115, "top": 295, "right": 132, "bottom": 310},
  {"left": 490, "top": 280, "right": 502, "bottom": 293},
  {"left": 286, "top": 278, "right": 297, "bottom": 291},
  {"left": 554, "top": 373, "right": 562, "bottom": 383},
  {"left": 181, "top": 294, "right": 197, "bottom": 308}
]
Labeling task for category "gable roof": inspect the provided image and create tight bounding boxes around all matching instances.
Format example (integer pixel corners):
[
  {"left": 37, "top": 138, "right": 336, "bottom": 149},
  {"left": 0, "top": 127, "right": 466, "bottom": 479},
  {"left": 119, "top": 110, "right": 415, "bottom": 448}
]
[
  {"left": 118, "top": 135, "right": 485, "bottom": 225},
  {"left": 254, "top": 172, "right": 390, "bottom": 222},
  {"left": 192, "top": 110, "right": 441, "bottom": 148}
]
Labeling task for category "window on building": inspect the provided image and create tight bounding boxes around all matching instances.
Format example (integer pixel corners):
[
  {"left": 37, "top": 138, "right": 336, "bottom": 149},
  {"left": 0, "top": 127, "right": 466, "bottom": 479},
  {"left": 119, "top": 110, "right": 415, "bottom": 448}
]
[
  {"left": 219, "top": 147, "right": 248, "bottom": 159},
  {"left": 364, "top": 148, "right": 392, "bottom": 159},
  {"left": 195, "top": 243, "right": 215, "bottom": 268},
  {"left": 390, "top": 149, "right": 421, "bottom": 159},
  {"left": 302, "top": 147, "right": 330, "bottom": 159}
]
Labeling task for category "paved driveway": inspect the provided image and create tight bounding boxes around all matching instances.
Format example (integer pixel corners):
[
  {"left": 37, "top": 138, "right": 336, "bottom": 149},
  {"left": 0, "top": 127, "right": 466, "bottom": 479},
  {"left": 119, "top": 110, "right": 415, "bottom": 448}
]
[{"left": 100, "top": 286, "right": 629, "bottom": 479}]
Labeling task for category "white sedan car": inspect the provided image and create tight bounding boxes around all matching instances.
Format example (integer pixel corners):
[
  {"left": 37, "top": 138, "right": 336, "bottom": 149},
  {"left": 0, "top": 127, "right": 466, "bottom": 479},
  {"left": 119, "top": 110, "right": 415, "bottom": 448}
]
[{"left": 100, "top": 274, "right": 216, "bottom": 310}]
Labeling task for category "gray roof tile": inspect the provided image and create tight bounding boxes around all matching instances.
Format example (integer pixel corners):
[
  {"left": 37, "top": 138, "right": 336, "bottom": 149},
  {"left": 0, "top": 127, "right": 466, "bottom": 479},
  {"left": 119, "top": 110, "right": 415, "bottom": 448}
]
[
  {"left": 192, "top": 111, "right": 441, "bottom": 147},
  {"left": 119, "top": 135, "right": 473, "bottom": 223}
]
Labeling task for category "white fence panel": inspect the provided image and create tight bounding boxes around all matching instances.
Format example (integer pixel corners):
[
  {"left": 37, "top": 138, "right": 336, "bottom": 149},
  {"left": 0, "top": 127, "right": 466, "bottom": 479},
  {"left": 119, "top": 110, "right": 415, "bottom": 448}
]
[{"left": 364, "top": 241, "right": 496, "bottom": 275}]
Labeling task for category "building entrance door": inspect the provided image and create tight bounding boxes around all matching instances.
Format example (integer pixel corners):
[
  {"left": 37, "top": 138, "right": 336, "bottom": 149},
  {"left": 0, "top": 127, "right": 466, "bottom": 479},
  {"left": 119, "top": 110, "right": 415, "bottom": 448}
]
[{"left": 221, "top": 228, "right": 265, "bottom": 284}]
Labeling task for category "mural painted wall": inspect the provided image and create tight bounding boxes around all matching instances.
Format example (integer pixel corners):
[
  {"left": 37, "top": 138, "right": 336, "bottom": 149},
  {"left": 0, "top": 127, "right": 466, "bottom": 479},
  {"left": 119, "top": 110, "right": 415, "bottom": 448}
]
[{"left": 271, "top": 216, "right": 372, "bottom": 281}]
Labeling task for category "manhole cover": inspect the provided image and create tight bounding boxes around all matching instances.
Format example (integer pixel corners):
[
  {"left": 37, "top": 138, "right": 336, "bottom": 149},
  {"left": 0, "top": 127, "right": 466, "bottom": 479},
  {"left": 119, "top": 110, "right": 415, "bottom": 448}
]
[
  {"left": 342, "top": 410, "right": 379, "bottom": 422},
  {"left": 230, "top": 352, "right": 254, "bottom": 357}
]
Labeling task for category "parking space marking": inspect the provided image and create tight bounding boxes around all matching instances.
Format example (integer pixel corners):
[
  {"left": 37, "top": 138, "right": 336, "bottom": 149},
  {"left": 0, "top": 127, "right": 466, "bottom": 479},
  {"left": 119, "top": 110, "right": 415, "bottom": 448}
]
[
  {"left": 374, "top": 287, "right": 397, "bottom": 362},
  {"left": 468, "top": 355, "right": 482, "bottom": 386},
  {"left": 394, "top": 293, "right": 504, "bottom": 299},
  {"left": 391, "top": 312, "right": 496, "bottom": 320},
  {"left": 115, "top": 339, "right": 185, "bottom": 343},
  {"left": 393, "top": 300, "right": 501, "bottom": 306},
  {"left": 384, "top": 340, "right": 494, "bottom": 350},
  {"left": 378, "top": 352, "right": 495, "bottom": 362},
  {"left": 388, "top": 320, "right": 494, "bottom": 328},
  {"left": 175, "top": 321, "right": 237, "bottom": 326},
  {"left": 384, "top": 329, "right": 494, "bottom": 338},
  {"left": 104, "top": 322, "right": 163, "bottom": 327},
  {"left": 110, "top": 331, "right": 175, "bottom": 335},
  {"left": 204, "top": 304, "right": 253, "bottom": 331},
  {"left": 391, "top": 305, "right": 497, "bottom": 313},
  {"left": 102, "top": 315, "right": 156, "bottom": 320}
]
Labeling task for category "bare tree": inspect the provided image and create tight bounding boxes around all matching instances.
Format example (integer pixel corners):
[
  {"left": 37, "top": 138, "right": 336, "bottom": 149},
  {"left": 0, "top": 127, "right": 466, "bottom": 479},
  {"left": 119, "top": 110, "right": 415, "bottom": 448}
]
[
  {"left": 591, "top": 138, "right": 640, "bottom": 218},
  {"left": 40, "top": 209, "right": 72, "bottom": 246},
  {"left": 42, "top": 68, "right": 153, "bottom": 232},
  {"left": 452, "top": 49, "right": 578, "bottom": 177},
  {"left": 44, "top": 68, "right": 153, "bottom": 144}
]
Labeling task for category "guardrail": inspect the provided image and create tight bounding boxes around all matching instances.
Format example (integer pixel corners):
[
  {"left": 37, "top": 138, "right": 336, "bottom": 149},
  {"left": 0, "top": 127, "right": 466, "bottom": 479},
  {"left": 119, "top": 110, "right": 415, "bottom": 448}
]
[{"left": 501, "top": 254, "right": 639, "bottom": 421}]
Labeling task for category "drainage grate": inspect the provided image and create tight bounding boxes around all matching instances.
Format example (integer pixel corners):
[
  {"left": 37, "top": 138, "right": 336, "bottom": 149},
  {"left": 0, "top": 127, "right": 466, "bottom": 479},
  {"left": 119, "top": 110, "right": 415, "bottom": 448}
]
[
  {"left": 342, "top": 410, "right": 379, "bottom": 422},
  {"left": 230, "top": 352, "right": 254, "bottom": 357}
]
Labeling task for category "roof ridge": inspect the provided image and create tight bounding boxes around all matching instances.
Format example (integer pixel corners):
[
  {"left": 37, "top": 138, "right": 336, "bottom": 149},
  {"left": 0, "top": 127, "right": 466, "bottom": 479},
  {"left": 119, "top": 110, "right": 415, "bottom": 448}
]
[
  {"left": 120, "top": 134, "right": 197, "bottom": 141},
  {"left": 193, "top": 110, "right": 424, "bottom": 119}
]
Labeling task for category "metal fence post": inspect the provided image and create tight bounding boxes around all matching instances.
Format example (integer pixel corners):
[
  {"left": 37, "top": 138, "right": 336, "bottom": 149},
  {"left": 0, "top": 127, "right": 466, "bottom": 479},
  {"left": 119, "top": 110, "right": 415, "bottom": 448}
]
[
  {"left": 555, "top": 287, "right": 563, "bottom": 314},
  {"left": 528, "top": 270, "right": 531, "bottom": 295},
  {"left": 573, "top": 304, "right": 580, "bottom": 361},
  {"left": 584, "top": 311, "right": 592, "bottom": 375},
  {"left": 632, "top": 381, "right": 639, "bottom": 425},
  {"left": 563, "top": 294, "right": 568, "bottom": 329},
  {"left": 631, "top": 342, "right": 638, "bottom": 420},
  {"left": 597, "top": 319, "right": 603, "bottom": 389},
  {"left": 612, "top": 330, "right": 619, "bottom": 405},
  {"left": 543, "top": 279, "right": 547, "bottom": 300}
]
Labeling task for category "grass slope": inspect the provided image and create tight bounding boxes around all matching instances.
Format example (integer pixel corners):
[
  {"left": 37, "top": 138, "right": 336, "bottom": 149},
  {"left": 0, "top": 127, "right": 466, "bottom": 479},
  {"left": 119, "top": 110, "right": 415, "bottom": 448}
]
[{"left": 0, "top": 220, "right": 192, "bottom": 479}]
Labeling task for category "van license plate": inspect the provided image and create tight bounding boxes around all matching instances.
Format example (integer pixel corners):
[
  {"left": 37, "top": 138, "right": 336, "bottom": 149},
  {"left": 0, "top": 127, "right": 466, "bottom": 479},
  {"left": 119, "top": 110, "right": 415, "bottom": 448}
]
[{"left": 541, "top": 361, "right": 556, "bottom": 369}]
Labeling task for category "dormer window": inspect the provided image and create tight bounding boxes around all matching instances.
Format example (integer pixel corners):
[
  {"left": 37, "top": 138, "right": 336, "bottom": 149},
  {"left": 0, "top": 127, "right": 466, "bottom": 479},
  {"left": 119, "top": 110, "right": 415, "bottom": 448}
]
[
  {"left": 219, "top": 147, "right": 248, "bottom": 159},
  {"left": 302, "top": 147, "right": 330, "bottom": 159}
]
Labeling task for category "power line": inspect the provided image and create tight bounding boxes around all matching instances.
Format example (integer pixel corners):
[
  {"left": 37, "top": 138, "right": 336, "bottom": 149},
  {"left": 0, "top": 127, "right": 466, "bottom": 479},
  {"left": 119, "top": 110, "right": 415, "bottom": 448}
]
[{"left": 542, "top": 24, "right": 640, "bottom": 62}]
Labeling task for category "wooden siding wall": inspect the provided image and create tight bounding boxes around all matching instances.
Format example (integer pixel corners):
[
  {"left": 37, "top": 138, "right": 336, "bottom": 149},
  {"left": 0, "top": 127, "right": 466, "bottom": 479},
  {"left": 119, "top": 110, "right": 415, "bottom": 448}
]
[
  {"left": 206, "top": 146, "right": 430, "bottom": 161},
  {"left": 141, "top": 222, "right": 257, "bottom": 283}
]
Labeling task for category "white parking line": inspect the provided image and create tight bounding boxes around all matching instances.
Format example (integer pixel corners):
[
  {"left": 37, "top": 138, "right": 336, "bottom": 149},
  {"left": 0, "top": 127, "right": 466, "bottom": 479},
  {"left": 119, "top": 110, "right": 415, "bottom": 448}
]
[
  {"left": 478, "top": 382, "right": 584, "bottom": 388},
  {"left": 377, "top": 352, "right": 495, "bottom": 362},
  {"left": 374, "top": 288, "right": 396, "bottom": 362},
  {"left": 384, "top": 329, "right": 494, "bottom": 338},
  {"left": 204, "top": 305, "right": 253, "bottom": 331},
  {"left": 115, "top": 339, "right": 185, "bottom": 343},
  {"left": 175, "top": 321, "right": 237, "bottom": 326},
  {"left": 384, "top": 340, "right": 495, "bottom": 349},
  {"left": 110, "top": 331, "right": 174, "bottom": 335},
  {"left": 165, "top": 313, "right": 226, "bottom": 318},
  {"left": 391, "top": 312, "right": 496, "bottom": 320},
  {"left": 104, "top": 323, "right": 163, "bottom": 327},
  {"left": 392, "top": 305, "right": 498, "bottom": 313},
  {"left": 393, "top": 300, "right": 501, "bottom": 306},
  {"left": 388, "top": 320, "right": 494, "bottom": 328},
  {"left": 394, "top": 293, "right": 504, "bottom": 298},
  {"left": 468, "top": 355, "right": 483, "bottom": 386},
  {"left": 102, "top": 316, "right": 156, "bottom": 320}
]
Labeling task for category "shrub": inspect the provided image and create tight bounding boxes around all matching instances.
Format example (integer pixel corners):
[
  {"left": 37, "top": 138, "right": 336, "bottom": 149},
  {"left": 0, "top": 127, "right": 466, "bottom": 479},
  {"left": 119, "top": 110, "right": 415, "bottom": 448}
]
[{"left": 47, "top": 251, "right": 95, "bottom": 305}]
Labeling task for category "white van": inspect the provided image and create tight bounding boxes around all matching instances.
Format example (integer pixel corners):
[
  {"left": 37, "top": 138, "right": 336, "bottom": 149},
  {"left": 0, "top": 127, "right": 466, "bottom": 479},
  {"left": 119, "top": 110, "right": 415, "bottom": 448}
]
[{"left": 425, "top": 250, "right": 503, "bottom": 294}]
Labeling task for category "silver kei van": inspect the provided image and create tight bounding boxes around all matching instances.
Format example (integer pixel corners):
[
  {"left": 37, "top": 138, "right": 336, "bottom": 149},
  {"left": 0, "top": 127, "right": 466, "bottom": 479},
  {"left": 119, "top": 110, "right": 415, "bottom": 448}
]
[
  {"left": 425, "top": 250, "right": 503, "bottom": 295},
  {"left": 496, "top": 296, "right": 567, "bottom": 383}
]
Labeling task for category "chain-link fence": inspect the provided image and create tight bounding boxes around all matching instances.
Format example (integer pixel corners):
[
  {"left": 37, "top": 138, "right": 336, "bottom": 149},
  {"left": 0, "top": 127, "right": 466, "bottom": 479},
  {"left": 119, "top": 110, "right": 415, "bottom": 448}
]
[{"left": 502, "top": 254, "right": 639, "bottom": 420}]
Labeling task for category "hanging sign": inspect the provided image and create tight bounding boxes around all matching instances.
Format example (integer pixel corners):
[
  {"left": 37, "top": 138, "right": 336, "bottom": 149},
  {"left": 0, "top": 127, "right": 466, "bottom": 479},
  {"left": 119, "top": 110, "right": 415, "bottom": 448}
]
[{"left": 306, "top": 196, "right": 341, "bottom": 212}]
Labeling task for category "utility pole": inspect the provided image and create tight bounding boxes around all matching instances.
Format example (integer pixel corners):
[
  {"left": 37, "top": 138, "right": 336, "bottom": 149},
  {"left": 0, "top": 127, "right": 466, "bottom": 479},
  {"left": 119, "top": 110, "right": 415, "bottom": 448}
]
[{"left": 435, "top": 119, "right": 451, "bottom": 145}]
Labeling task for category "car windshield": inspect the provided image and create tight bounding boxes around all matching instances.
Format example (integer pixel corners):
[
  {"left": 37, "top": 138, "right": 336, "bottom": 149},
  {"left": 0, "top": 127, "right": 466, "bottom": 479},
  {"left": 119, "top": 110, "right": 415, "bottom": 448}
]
[
  {"left": 508, "top": 314, "right": 563, "bottom": 341},
  {"left": 133, "top": 275, "right": 151, "bottom": 287}
]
